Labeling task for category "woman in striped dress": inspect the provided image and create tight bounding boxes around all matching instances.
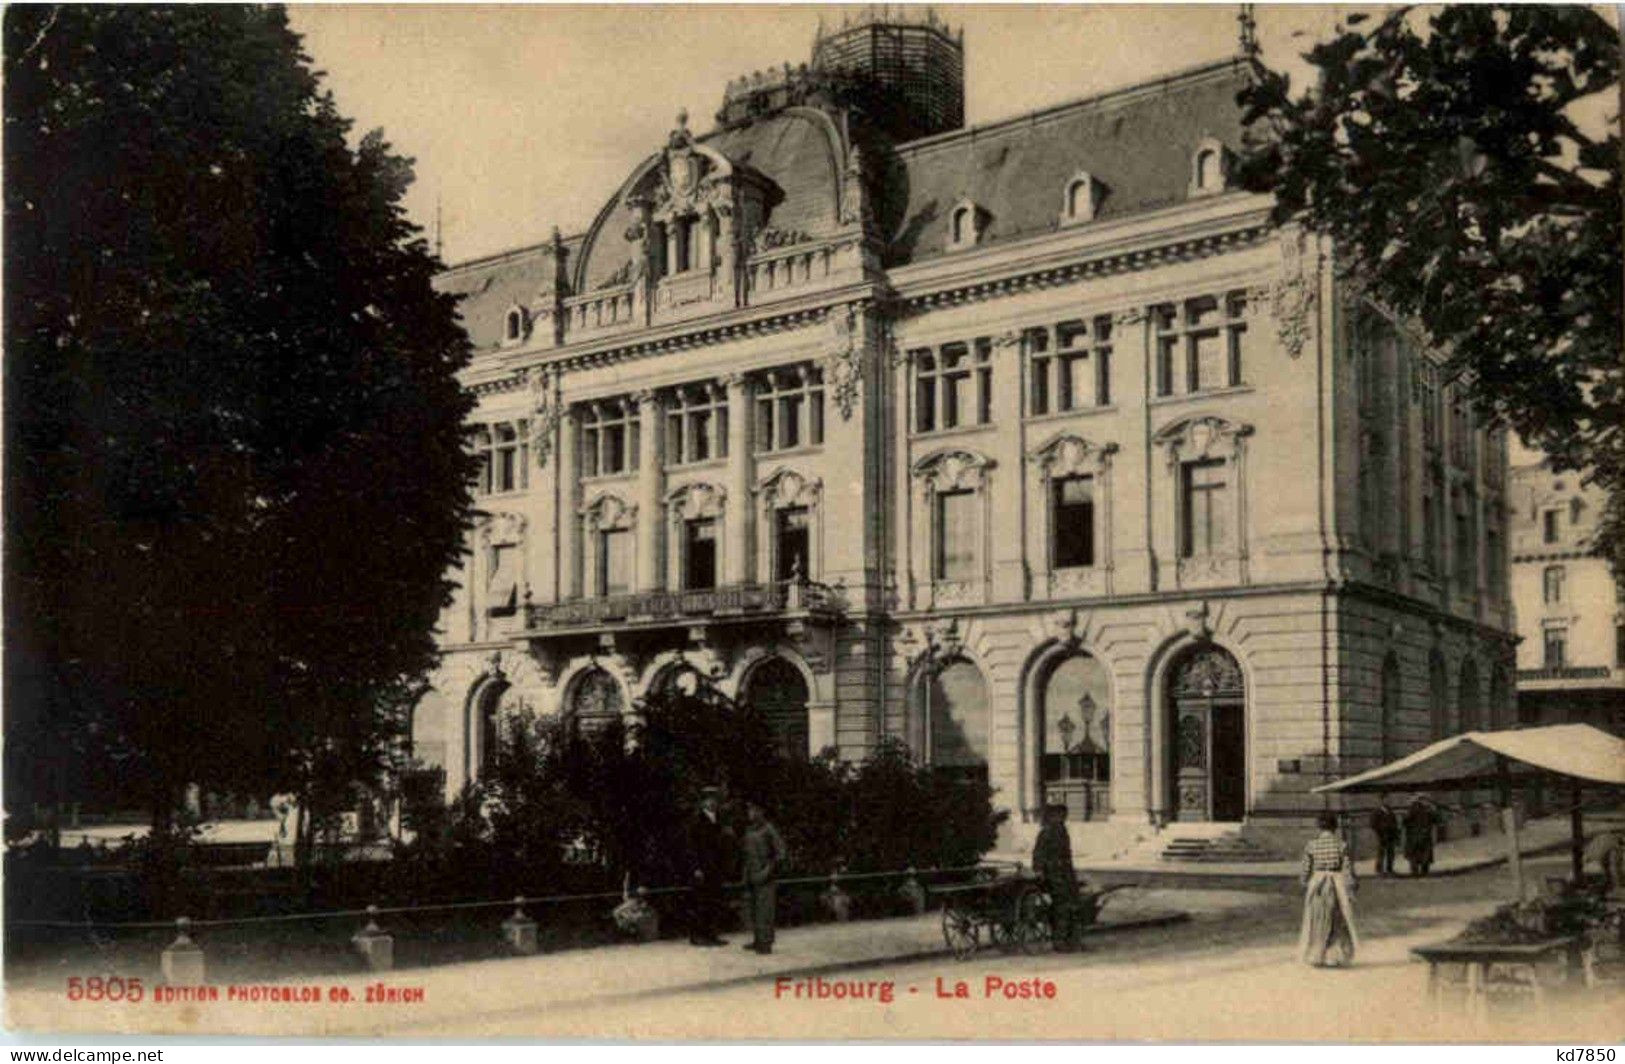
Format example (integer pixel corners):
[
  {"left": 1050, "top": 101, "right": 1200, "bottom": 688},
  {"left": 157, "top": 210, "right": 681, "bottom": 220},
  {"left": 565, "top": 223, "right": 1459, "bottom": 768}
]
[{"left": 1298, "top": 812, "right": 1359, "bottom": 967}]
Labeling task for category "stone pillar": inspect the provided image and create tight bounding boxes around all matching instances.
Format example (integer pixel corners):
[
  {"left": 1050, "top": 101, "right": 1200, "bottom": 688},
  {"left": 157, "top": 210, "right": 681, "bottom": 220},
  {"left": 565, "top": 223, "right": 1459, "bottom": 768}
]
[
  {"left": 160, "top": 918, "right": 205, "bottom": 985},
  {"left": 724, "top": 373, "right": 752, "bottom": 585},
  {"left": 989, "top": 332, "right": 1026, "bottom": 603},
  {"left": 807, "top": 700, "right": 836, "bottom": 755},
  {"left": 635, "top": 389, "right": 665, "bottom": 592},
  {"left": 557, "top": 406, "right": 579, "bottom": 600}
]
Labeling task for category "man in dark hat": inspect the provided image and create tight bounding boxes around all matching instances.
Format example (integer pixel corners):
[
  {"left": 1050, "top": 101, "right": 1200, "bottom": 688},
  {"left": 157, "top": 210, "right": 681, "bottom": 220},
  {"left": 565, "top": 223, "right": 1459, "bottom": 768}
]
[
  {"left": 1403, "top": 794, "right": 1439, "bottom": 877},
  {"left": 1032, "top": 803, "right": 1084, "bottom": 952},
  {"left": 1369, "top": 794, "right": 1401, "bottom": 877},
  {"left": 685, "top": 787, "right": 731, "bottom": 946},
  {"left": 740, "top": 800, "right": 789, "bottom": 954}
]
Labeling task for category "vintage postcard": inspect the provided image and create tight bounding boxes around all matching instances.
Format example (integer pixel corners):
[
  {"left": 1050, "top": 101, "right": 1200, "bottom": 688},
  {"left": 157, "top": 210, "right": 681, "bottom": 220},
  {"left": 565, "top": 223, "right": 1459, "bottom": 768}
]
[{"left": 5, "top": 2, "right": 1622, "bottom": 1044}]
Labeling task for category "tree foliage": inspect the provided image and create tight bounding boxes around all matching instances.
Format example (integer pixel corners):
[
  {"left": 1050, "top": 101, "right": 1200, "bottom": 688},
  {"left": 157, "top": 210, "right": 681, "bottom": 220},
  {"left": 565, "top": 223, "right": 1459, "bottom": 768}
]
[
  {"left": 3, "top": 7, "right": 477, "bottom": 830},
  {"left": 1237, "top": 5, "right": 1623, "bottom": 572}
]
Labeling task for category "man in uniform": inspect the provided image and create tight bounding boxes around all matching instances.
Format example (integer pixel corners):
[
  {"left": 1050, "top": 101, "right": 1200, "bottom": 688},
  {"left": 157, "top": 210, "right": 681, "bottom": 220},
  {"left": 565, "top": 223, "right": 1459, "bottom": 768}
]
[
  {"left": 1032, "top": 803, "right": 1084, "bottom": 952},
  {"left": 740, "top": 801, "right": 789, "bottom": 954},
  {"left": 685, "top": 787, "right": 731, "bottom": 946},
  {"left": 1369, "top": 794, "right": 1401, "bottom": 877}
]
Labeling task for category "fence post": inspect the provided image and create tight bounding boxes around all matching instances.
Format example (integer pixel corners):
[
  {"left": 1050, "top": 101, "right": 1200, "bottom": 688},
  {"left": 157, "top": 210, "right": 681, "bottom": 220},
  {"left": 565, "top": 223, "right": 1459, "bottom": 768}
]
[
  {"left": 822, "top": 872, "right": 852, "bottom": 923},
  {"left": 502, "top": 895, "right": 539, "bottom": 955},
  {"left": 898, "top": 866, "right": 927, "bottom": 915},
  {"left": 351, "top": 904, "right": 394, "bottom": 972},
  {"left": 160, "top": 916, "right": 206, "bottom": 985}
]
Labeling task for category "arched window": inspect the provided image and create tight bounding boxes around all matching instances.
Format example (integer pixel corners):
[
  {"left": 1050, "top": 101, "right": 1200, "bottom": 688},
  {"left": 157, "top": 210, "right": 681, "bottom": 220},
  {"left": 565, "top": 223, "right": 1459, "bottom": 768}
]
[
  {"left": 952, "top": 207, "right": 969, "bottom": 244},
  {"left": 1429, "top": 650, "right": 1449, "bottom": 740},
  {"left": 1380, "top": 653, "right": 1401, "bottom": 762},
  {"left": 1196, "top": 150, "right": 1219, "bottom": 190},
  {"left": 742, "top": 657, "right": 810, "bottom": 760},
  {"left": 914, "top": 658, "right": 989, "bottom": 782},
  {"left": 1039, "top": 652, "right": 1112, "bottom": 821},
  {"left": 505, "top": 308, "right": 524, "bottom": 343},
  {"left": 1457, "top": 659, "right": 1481, "bottom": 733},
  {"left": 566, "top": 668, "right": 624, "bottom": 735}
]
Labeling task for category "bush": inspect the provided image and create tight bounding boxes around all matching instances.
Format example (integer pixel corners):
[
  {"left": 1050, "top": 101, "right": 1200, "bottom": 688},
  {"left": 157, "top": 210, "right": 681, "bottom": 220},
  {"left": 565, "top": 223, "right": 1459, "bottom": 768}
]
[{"left": 393, "top": 682, "right": 1009, "bottom": 896}]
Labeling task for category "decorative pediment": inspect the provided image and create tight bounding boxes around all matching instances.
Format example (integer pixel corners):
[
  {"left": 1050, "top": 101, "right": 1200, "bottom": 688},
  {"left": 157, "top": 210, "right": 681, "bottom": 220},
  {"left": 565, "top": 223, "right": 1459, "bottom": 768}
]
[
  {"left": 582, "top": 493, "right": 635, "bottom": 531},
  {"left": 477, "top": 511, "right": 527, "bottom": 546},
  {"left": 912, "top": 448, "right": 993, "bottom": 493},
  {"left": 757, "top": 467, "right": 822, "bottom": 509},
  {"left": 1028, "top": 433, "right": 1118, "bottom": 477},
  {"left": 666, "top": 481, "right": 726, "bottom": 521},
  {"left": 1152, "top": 415, "right": 1253, "bottom": 467},
  {"left": 645, "top": 110, "right": 736, "bottom": 222}
]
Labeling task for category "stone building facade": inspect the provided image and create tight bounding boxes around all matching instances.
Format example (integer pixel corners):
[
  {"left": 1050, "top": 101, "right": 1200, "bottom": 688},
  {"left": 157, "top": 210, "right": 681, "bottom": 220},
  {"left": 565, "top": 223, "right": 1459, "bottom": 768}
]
[
  {"left": 1510, "top": 461, "right": 1624, "bottom": 733},
  {"left": 412, "top": 15, "right": 1515, "bottom": 855}
]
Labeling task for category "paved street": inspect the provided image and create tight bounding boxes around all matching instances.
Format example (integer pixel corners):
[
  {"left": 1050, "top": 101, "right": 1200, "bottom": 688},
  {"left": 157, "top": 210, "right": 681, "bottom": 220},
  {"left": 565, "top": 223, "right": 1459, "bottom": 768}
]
[{"left": 12, "top": 854, "right": 1619, "bottom": 1041}]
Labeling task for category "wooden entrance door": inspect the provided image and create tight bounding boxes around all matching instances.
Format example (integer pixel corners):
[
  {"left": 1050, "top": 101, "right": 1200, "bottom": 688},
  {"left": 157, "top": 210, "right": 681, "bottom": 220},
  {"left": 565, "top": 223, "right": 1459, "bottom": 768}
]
[{"left": 1168, "top": 645, "right": 1247, "bottom": 822}]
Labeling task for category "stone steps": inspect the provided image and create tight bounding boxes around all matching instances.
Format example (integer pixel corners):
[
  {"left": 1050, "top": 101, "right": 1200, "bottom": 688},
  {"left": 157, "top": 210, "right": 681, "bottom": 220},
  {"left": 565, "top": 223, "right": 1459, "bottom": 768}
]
[{"left": 1158, "top": 834, "right": 1280, "bottom": 864}]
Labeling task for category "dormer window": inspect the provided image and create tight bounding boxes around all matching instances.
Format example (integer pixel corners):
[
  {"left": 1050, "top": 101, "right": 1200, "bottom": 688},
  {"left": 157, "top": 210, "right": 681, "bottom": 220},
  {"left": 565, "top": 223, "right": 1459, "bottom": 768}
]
[
  {"left": 947, "top": 198, "right": 983, "bottom": 251},
  {"left": 1060, "top": 171, "right": 1105, "bottom": 226},
  {"left": 1190, "top": 138, "right": 1231, "bottom": 197},
  {"left": 503, "top": 306, "right": 527, "bottom": 344}
]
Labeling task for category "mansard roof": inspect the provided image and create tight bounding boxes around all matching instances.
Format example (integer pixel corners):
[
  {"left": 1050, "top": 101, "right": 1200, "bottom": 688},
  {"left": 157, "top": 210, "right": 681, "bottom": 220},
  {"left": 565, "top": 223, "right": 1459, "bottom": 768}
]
[
  {"left": 435, "top": 236, "right": 580, "bottom": 351},
  {"left": 886, "top": 59, "right": 1250, "bottom": 263},
  {"left": 436, "top": 57, "right": 1255, "bottom": 351}
]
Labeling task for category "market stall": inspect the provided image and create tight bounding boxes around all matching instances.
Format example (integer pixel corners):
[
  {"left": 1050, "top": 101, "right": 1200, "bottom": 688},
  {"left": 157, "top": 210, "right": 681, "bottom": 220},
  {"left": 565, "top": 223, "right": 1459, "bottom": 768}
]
[{"left": 1315, "top": 724, "right": 1624, "bottom": 1013}]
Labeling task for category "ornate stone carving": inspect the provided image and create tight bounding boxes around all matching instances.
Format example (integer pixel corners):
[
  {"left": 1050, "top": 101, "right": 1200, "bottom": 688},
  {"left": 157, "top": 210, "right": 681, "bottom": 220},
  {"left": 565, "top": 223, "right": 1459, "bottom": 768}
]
[
  {"left": 991, "top": 330, "right": 1022, "bottom": 350},
  {"left": 1112, "top": 306, "right": 1149, "bottom": 328},
  {"left": 666, "top": 482, "right": 726, "bottom": 521},
  {"left": 1048, "top": 568, "right": 1105, "bottom": 597},
  {"left": 913, "top": 448, "right": 993, "bottom": 493},
  {"left": 752, "top": 227, "right": 811, "bottom": 253},
  {"left": 758, "top": 467, "right": 821, "bottom": 509},
  {"left": 477, "top": 511, "right": 527, "bottom": 546},
  {"left": 825, "top": 305, "right": 863, "bottom": 421},
  {"left": 840, "top": 143, "right": 872, "bottom": 228},
  {"left": 1171, "top": 646, "right": 1244, "bottom": 699},
  {"left": 1152, "top": 415, "right": 1253, "bottom": 468},
  {"left": 1268, "top": 230, "right": 1319, "bottom": 359},
  {"left": 930, "top": 580, "right": 980, "bottom": 608},
  {"left": 1029, "top": 434, "right": 1116, "bottom": 477},
  {"left": 1049, "top": 607, "right": 1082, "bottom": 646},
  {"left": 526, "top": 367, "right": 560, "bottom": 468},
  {"left": 582, "top": 493, "right": 634, "bottom": 531},
  {"left": 1184, "top": 600, "right": 1214, "bottom": 641},
  {"left": 1177, "top": 714, "right": 1206, "bottom": 770},
  {"left": 598, "top": 261, "right": 636, "bottom": 289}
]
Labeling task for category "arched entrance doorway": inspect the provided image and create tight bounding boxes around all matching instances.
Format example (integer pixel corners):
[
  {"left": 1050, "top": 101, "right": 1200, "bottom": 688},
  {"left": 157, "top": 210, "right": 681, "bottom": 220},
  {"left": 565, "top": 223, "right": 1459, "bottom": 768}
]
[
  {"left": 565, "top": 667, "right": 624, "bottom": 736},
  {"left": 741, "top": 657, "right": 810, "bottom": 759},
  {"left": 910, "top": 658, "right": 990, "bottom": 784},
  {"left": 1166, "top": 644, "right": 1247, "bottom": 822},
  {"left": 1037, "top": 652, "right": 1112, "bottom": 821}
]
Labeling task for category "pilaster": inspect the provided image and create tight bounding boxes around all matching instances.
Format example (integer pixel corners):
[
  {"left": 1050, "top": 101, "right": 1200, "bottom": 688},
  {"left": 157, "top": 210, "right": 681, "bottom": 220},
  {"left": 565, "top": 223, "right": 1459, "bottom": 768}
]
[
  {"left": 636, "top": 389, "right": 665, "bottom": 592},
  {"left": 723, "top": 373, "right": 752, "bottom": 585}
]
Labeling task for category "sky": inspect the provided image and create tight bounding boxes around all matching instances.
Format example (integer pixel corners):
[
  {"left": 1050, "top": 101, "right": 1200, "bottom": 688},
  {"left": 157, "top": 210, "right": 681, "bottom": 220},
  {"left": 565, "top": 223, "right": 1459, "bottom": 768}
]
[{"left": 288, "top": 3, "right": 1364, "bottom": 266}]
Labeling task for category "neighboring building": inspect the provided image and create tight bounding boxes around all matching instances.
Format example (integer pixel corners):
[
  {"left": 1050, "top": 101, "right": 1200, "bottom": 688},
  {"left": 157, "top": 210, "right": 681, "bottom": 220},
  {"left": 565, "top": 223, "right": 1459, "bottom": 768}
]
[
  {"left": 411, "top": 12, "right": 1515, "bottom": 854},
  {"left": 1510, "top": 461, "right": 1624, "bottom": 733}
]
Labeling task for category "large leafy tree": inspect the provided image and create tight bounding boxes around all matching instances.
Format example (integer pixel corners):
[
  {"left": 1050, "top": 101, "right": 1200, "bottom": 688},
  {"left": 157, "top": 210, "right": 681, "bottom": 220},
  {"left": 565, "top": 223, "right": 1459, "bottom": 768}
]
[
  {"left": 4, "top": 7, "right": 477, "bottom": 837},
  {"left": 1238, "top": 5, "right": 1623, "bottom": 573}
]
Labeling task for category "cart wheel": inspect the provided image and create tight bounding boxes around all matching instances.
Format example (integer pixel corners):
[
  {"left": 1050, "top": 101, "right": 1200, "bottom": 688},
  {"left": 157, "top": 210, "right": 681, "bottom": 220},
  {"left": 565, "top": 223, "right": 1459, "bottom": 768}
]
[
  {"left": 1015, "top": 886, "right": 1050, "bottom": 955},
  {"left": 942, "top": 907, "right": 979, "bottom": 960}
]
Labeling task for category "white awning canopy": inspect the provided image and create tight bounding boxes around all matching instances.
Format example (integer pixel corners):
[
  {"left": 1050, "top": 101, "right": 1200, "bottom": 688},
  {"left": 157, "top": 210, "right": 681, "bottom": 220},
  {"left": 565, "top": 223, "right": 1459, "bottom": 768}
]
[{"left": 1313, "top": 724, "right": 1625, "bottom": 795}]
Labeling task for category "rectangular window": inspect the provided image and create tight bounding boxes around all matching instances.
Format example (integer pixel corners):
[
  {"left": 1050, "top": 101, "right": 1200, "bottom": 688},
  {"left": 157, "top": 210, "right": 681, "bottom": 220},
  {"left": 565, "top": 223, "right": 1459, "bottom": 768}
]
[
  {"left": 599, "top": 529, "right": 630, "bottom": 595},
  {"left": 581, "top": 400, "right": 640, "bottom": 477},
  {"left": 1154, "top": 305, "right": 1177, "bottom": 397},
  {"left": 684, "top": 518, "right": 717, "bottom": 590},
  {"left": 1028, "top": 328, "right": 1051, "bottom": 415},
  {"left": 1543, "top": 509, "right": 1560, "bottom": 544},
  {"left": 935, "top": 489, "right": 976, "bottom": 581},
  {"left": 472, "top": 422, "right": 529, "bottom": 496},
  {"left": 486, "top": 544, "right": 519, "bottom": 616},
  {"left": 1544, "top": 628, "right": 1568, "bottom": 669},
  {"left": 1095, "top": 316, "right": 1113, "bottom": 406},
  {"left": 916, "top": 342, "right": 991, "bottom": 433},
  {"left": 667, "top": 383, "right": 727, "bottom": 466},
  {"left": 1543, "top": 565, "right": 1566, "bottom": 605},
  {"left": 755, "top": 365, "right": 824, "bottom": 452},
  {"left": 775, "top": 506, "right": 810, "bottom": 582},
  {"left": 473, "top": 427, "right": 494, "bottom": 496},
  {"left": 1181, "top": 459, "right": 1230, "bottom": 558},
  {"left": 1454, "top": 504, "right": 1473, "bottom": 586},
  {"left": 914, "top": 351, "right": 936, "bottom": 433},
  {"left": 1154, "top": 293, "right": 1248, "bottom": 397},
  {"left": 1052, "top": 475, "right": 1095, "bottom": 569}
]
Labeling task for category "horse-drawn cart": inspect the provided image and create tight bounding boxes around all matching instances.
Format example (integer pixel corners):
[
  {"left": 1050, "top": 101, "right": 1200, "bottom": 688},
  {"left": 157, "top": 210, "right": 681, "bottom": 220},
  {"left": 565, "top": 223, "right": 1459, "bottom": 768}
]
[{"left": 930, "top": 870, "right": 1137, "bottom": 960}]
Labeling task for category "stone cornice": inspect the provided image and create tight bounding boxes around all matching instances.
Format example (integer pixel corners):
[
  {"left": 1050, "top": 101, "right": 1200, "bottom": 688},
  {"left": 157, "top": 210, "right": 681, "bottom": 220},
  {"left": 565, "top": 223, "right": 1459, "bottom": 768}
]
[{"left": 888, "top": 193, "right": 1275, "bottom": 312}]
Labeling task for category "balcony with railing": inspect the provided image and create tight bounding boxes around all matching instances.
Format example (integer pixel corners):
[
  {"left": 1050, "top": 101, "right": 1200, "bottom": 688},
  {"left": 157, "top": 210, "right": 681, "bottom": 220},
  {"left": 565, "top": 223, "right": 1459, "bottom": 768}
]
[{"left": 526, "top": 580, "right": 844, "bottom": 635}]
